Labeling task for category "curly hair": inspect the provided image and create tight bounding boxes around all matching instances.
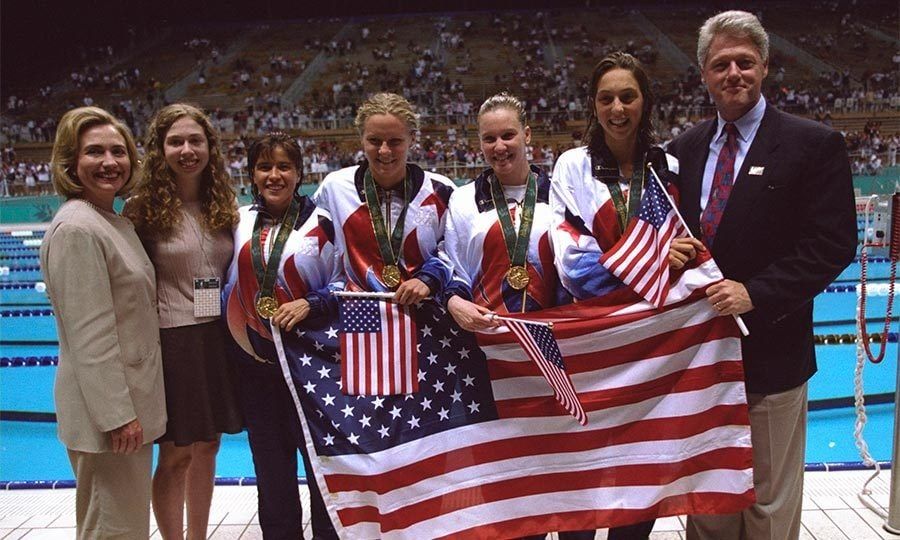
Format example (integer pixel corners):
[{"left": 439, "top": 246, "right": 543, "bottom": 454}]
[
  {"left": 124, "top": 103, "right": 237, "bottom": 240},
  {"left": 584, "top": 52, "right": 657, "bottom": 162}
]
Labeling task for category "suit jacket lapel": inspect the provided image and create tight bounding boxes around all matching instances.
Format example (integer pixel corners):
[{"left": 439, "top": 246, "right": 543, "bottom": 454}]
[
  {"left": 680, "top": 120, "right": 716, "bottom": 237},
  {"left": 712, "top": 106, "right": 782, "bottom": 255}
]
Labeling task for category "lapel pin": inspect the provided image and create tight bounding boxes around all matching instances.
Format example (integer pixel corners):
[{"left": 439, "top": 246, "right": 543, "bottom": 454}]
[{"left": 749, "top": 166, "right": 765, "bottom": 176}]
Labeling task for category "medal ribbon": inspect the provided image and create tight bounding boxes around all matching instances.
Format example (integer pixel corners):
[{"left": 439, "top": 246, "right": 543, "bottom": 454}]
[
  {"left": 363, "top": 168, "right": 410, "bottom": 270},
  {"left": 489, "top": 171, "right": 536, "bottom": 270},
  {"left": 604, "top": 159, "right": 645, "bottom": 232},
  {"left": 250, "top": 198, "right": 301, "bottom": 303}
]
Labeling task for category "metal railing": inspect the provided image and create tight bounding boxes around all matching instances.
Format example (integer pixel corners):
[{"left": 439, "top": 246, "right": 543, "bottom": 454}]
[{"left": 2, "top": 153, "right": 896, "bottom": 198}]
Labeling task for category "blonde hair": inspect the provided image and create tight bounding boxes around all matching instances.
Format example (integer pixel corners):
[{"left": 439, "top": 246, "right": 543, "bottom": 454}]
[
  {"left": 354, "top": 93, "right": 419, "bottom": 134},
  {"left": 478, "top": 92, "right": 527, "bottom": 127},
  {"left": 50, "top": 107, "right": 140, "bottom": 199},
  {"left": 124, "top": 103, "right": 237, "bottom": 240}
]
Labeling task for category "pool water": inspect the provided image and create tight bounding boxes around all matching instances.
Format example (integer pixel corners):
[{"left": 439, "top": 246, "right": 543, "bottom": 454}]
[
  {"left": 0, "top": 422, "right": 260, "bottom": 482},
  {"left": 1, "top": 229, "right": 897, "bottom": 482}
]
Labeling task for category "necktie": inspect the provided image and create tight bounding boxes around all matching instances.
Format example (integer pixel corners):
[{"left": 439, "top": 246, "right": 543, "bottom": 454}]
[{"left": 700, "top": 122, "right": 739, "bottom": 247}]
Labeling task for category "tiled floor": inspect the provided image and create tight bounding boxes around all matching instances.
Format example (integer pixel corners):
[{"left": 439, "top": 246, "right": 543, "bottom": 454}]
[{"left": 0, "top": 470, "right": 896, "bottom": 539}]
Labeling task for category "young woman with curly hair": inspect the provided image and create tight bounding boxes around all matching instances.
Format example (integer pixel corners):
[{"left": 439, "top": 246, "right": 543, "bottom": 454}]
[{"left": 124, "top": 103, "right": 243, "bottom": 540}]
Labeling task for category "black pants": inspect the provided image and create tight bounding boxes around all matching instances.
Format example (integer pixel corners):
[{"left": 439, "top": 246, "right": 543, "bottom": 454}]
[
  {"left": 522, "top": 520, "right": 654, "bottom": 540},
  {"left": 608, "top": 520, "right": 655, "bottom": 539},
  {"left": 236, "top": 357, "right": 338, "bottom": 540}
]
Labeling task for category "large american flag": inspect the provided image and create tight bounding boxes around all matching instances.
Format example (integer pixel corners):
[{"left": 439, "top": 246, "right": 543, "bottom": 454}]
[
  {"left": 339, "top": 297, "right": 418, "bottom": 395},
  {"left": 502, "top": 318, "right": 586, "bottom": 425},
  {"left": 600, "top": 174, "right": 687, "bottom": 308},
  {"left": 272, "top": 261, "right": 752, "bottom": 539}
]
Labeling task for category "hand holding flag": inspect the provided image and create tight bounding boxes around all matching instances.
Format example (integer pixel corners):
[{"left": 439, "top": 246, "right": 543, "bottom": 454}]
[
  {"left": 599, "top": 166, "right": 687, "bottom": 309},
  {"left": 490, "top": 313, "right": 587, "bottom": 425},
  {"left": 627, "top": 164, "right": 750, "bottom": 336}
]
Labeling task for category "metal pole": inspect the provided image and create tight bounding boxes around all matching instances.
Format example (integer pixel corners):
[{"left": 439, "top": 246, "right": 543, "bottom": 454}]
[{"left": 886, "top": 337, "right": 900, "bottom": 533}]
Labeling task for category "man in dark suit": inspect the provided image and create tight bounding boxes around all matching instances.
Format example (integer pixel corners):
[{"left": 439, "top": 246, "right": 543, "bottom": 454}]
[{"left": 666, "top": 10, "right": 857, "bottom": 540}]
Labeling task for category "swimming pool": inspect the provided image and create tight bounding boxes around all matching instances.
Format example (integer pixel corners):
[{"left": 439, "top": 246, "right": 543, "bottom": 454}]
[{"left": 0, "top": 228, "right": 896, "bottom": 483}]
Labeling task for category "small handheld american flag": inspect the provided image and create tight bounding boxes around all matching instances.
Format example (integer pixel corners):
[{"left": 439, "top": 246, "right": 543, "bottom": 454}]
[
  {"left": 503, "top": 318, "right": 587, "bottom": 425},
  {"left": 600, "top": 171, "right": 686, "bottom": 308},
  {"left": 339, "top": 297, "right": 418, "bottom": 396}
]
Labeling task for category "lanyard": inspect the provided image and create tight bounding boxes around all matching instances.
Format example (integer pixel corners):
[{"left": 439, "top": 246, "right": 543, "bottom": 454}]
[
  {"left": 250, "top": 198, "right": 300, "bottom": 317},
  {"left": 489, "top": 171, "right": 536, "bottom": 290},
  {"left": 363, "top": 168, "right": 410, "bottom": 288},
  {"left": 593, "top": 155, "right": 645, "bottom": 232}
]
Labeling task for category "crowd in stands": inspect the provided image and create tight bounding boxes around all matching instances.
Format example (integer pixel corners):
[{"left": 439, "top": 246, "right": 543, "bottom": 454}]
[
  {"left": 1, "top": 146, "right": 53, "bottom": 197},
  {"left": 9, "top": 46, "right": 895, "bottom": 149},
  {"left": 3, "top": 115, "right": 897, "bottom": 198},
  {"left": 69, "top": 64, "right": 142, "bottom": 91},
  {"left": 846, "top": 120, "right": 899, "bottom": 176},
  {"left": 6, "top": 95, "right": 31, "bottom": 114},
  {"left": 1, "top": 117, "right": 57, "bottom": 144},
  {"left": 2, "top": 7, "right": 898, "bottom": 198}
]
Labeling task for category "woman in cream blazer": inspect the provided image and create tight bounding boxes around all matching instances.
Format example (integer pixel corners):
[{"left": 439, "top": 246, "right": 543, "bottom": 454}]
[{"left": 40, "top": 106, "right": 166, "bottom": 539}]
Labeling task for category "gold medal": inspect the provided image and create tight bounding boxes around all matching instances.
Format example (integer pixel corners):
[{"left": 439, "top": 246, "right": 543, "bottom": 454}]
[
  {"left": 250, "top": 199, "right": 301, "bottom": 323},
  {"left": 256, "top": 295, "right": 279, "bottom": 319},
  {"left": 382, "top": 264, "right": 402, "bottom": 288},
  {"left": 506, "top": 265, "right": 530, "bottom": 290}
]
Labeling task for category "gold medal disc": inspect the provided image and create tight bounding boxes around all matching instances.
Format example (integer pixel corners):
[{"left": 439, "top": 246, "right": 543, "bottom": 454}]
[
  {"left": 256, "top": 296, "right": 279, "bottom": 319},
  {"left": 382, "top": 264, "right": 402, "bottom": 288},
  {"left": 506, "top": 265, "right": 530, "bottom": 290}
]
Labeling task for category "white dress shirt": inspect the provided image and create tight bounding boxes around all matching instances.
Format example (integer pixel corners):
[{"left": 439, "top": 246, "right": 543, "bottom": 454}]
[{"left": 701, "top": 96, "right": 767, "bottom": 211}]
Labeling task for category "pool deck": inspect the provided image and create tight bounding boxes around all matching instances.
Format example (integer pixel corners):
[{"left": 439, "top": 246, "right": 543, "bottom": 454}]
[
  {"left": 0, "top": 469, "right": 896, "bottom": 539},
  {"left": 3, "top": 225, "right": 898, "bottom": 539}
]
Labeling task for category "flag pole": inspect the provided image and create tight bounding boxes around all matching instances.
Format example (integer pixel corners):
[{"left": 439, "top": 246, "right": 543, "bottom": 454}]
[
  {"left": 489, "top": 313, "right": 554, "bottom": 329},
  {"left": 648, "top": 164, "right": 750, "bottom": 337},
  {"left": 333, "top": 291, "right": 397, "bottom": 299},
  {"left": 332, "top": 290, "right": 433, "bottom": 301}
]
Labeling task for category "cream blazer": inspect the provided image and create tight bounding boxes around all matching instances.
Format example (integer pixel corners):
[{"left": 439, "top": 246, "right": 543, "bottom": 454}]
[{"left": 40, "top": 199, "right": 166, "bottom": 452}]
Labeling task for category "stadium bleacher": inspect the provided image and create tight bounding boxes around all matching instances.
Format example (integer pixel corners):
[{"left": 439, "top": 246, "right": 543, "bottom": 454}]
[{"left": 1, "top": 2, "right": 898, "bottom": 195}]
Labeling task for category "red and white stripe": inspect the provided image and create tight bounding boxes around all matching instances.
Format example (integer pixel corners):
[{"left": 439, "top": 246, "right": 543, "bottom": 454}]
[
  {"left": 601, "top": 210, "right": 686, "bottom": 308},
  {"left": 504, "top": 319, "right": 587, "bottom": 425},
  {"left": 341, "top": 302, "right": 417, "bottom": 395},
  {"left": 320, "top": 293, "right": 753, "bottom": 539}
]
